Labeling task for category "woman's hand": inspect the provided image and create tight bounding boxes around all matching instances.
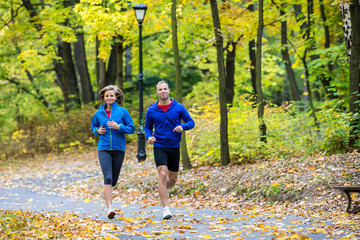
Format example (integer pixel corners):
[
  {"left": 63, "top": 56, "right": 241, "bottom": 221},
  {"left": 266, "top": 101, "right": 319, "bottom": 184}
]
[
  {"left": 107, "top": 120, "right": 120, "bottom": 130},
  {"left": 97, "top": 126, "right": 106, "bottom": 135}
]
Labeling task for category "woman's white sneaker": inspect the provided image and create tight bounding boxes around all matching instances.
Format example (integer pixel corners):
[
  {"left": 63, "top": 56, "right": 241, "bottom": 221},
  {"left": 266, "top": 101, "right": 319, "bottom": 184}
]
[{"left": 107, "top": 209, "right": 115, "bottom": 219}]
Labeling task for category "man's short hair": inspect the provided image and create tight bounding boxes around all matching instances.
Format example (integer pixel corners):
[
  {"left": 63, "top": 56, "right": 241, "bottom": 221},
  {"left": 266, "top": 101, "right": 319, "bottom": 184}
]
[{"left": 156, "top": 80, "right": 169, "bottom": 89}]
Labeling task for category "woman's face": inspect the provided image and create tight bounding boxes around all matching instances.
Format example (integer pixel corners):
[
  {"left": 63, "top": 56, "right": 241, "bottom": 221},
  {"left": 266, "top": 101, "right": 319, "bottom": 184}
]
[{"left": 104, "top": 90, "right": 116, "bottom": 105}]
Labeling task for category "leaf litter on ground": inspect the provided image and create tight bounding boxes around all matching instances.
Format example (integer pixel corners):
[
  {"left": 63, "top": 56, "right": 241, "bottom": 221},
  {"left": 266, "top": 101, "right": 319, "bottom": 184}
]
[{"left": 1, "top": 144, "right": 360, "bottom": 239}]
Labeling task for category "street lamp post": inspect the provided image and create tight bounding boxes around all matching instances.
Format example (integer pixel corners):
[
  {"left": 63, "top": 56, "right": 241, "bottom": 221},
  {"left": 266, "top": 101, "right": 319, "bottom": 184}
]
[{"left": 133, "top": 3, "right": 148, "bottom": 162}]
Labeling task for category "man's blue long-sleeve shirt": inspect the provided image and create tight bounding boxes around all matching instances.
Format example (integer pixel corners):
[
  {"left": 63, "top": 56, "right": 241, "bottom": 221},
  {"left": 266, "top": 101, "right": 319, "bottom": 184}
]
[{"left": 145, "top": 99, "right": 195, "bottom": 148}]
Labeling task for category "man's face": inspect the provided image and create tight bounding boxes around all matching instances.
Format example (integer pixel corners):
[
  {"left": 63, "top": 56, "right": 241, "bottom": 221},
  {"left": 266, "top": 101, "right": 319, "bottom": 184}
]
[{"left": 156, "top": 83, "right": 170, "bottom": 101}]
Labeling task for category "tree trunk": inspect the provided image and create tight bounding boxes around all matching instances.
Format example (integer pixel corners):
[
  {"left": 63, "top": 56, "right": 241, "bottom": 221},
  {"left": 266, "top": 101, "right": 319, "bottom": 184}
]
[
  {"left": 73, "top": 31, "right": 94, "bottom": 104},
  {"left": 319, "top": 0, "right": 336, "bottom": 99},
  {"left": 65, "top": 0, "right": 93, "bottom": 105},
  {"left": 294, "top": 1, "right": 319, "bottom": 127},
  {"left": 294, "top": 3, "right": 309, "bottom": 105},
  {"left": 96, "top": 36, "right": 100, "bottom": 96},
  {"left": 53, "top": 55, "right": 70, "bottom": 113},
  {"left": 303, "top": 60, "right": 320, "bottom": 130},
  {"left": 256, "top": 0, "right": 267, "bottom": 143},
  {"left": 210, "top": 0, "right": 230, "bottom": 166},
  {"left": 225, "top": 41, "right": 236, "bottom": 106},
  {"left": 96, "top": 37, "right": 106, "bottom": 94},
  {"left": 116, "top": 40, "right": 124, "bottom": 90},
  {"left": 248, "top": 4, "right": 257, "bottom": 106},
  {"left": 61, "top": 41, "right": 81, "bottom": 108},
  {"left": 294, "top": 4, "right": 308, "bottom": 39},
  {"left": 98, "top": 58, "right": 106, "bottom": 94},
  {"left": 125, "top": 47, "right": 133, "bottom": 82},
  {"left": 22, "top": 0, "right": 80, "bottom": 111},
  {"left": 279, "top": 2, "right": 300, "bottom": 102},
  {"left": 306, "top": 0, "right": 320, "bottom": 130},
  {"left": 308, "top": 0, "right": 321, "bottom": 102},
  {"left": 221, "top": 0, "right": 236, "bottom": 107},
  {"left": 349, "top": 0, "right": 360, "bottom": 147},
  {"left": 105, "top": 45, "right": 117, "bottom": 86},
  {"left": 172, "top": 0, "right": 192, "bottom": 170}
]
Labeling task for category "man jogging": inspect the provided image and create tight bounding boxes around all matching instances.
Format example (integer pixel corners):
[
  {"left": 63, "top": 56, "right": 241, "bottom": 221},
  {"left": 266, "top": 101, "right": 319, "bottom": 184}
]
[{"left": 145, "top": 80, "right": 195, "bottom": 219}]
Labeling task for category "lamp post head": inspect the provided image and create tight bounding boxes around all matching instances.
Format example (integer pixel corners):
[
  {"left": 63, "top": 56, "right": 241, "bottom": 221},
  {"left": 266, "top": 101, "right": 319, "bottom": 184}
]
[{"left": 133, "top": 3, "right": 148, "bottom": 24}]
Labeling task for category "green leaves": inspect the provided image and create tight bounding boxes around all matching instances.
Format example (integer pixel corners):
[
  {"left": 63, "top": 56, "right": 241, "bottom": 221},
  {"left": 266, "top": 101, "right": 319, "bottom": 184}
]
[{"left": 187, "top": 96, "right": 354, "bottom": 164}]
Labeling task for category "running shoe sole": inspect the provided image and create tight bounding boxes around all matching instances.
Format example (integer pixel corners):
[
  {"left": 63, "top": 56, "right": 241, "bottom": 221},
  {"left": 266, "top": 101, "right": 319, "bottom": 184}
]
[
  {"left": 108, "top": 211, "right": 115, "bottom": 219},
  {"left": 163, "top": 214, "right": 172, "bottom": 220}
]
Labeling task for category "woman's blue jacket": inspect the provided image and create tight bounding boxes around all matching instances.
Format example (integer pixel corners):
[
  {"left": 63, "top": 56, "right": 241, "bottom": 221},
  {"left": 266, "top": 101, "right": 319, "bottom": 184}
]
[{"left": 91, "top": 102, "right": 135, "bottom": 151}]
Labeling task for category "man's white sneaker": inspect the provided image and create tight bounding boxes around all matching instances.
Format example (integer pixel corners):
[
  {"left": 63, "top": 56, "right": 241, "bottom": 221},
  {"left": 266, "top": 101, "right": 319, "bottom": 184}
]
[
  {"left": 107, "top": 209, "right": 115, "bottom": 219},
  {"left": 162, "top": 206, "right": 172, "bottom": 220}
]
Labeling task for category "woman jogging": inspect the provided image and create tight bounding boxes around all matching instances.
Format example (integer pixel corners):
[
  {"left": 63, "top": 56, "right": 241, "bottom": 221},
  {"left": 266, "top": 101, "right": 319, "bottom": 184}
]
[{"left": 91, "top": 85, "right": 135, "bottom": 219}]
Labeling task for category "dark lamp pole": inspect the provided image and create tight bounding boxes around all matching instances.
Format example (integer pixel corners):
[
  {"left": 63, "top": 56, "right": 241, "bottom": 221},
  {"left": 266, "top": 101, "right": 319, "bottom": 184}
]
[{"left": 133, "top": 3, "right": 148, "bottom": 162}]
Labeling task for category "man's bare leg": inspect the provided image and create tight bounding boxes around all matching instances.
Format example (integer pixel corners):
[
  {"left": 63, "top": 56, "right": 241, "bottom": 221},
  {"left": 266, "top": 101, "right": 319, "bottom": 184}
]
[
  {"left": 167, "top": 170, "right": 178, "bottom": 189},
  {"left": 157, "top": 166, "right": 174, "bottom": 219},
  {"left": 157, "top": 165, "right": 169, "bottom": 207}
]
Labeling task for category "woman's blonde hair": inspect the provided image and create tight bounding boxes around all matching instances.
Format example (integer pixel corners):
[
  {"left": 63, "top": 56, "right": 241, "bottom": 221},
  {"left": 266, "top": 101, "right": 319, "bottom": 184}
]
[{"left": 98, "top": 85, "right": 124, "bottom": 106}]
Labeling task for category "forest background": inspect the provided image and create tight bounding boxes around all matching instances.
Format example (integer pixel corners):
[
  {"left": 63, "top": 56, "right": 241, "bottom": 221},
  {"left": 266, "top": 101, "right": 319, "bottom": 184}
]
[{"left": 0, "top": 0, "right": 359, "bottom": 167}]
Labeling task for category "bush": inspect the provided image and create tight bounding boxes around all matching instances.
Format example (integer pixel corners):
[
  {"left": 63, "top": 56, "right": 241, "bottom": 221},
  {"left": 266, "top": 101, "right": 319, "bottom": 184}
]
[
  {"left": 186, "top": 95, "right": 352, "bottom": 165},
  {"left": 0, "top": 105, "right": 135, "bottom": 160}
]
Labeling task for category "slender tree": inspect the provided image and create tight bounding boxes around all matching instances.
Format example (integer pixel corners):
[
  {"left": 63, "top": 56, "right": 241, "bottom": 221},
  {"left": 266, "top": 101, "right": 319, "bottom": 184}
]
[
  {"left": 210, "top": 0, "right": 230, "bottom": 166},
  {"left": 68, "top": 0, "right": 94, "bottom": 105},
  {"left": 248, "top": 4, "right": 257, "bottom": 105},
  {"left": 319, "top": 0, "right": 336, "bottom": 99},
  {"left": 125, "top": 47, "right": 133, "bottom": 82},
  {"left": 97, "top": 37, "right": 106, "bottom": 95},
  {"left": 256, "top": 0, "right": 267, "bottom": 143},
  {"left": 105, "top": 46, "right": 117, "bottom": 86},
  {"left": 348, "top": 0, "right": 360, "bottom": 147},
  {"left": 273, "top": 1, "right": 301, "bottom": 102},
  {"left": 116, "top": 40, "right": 124, "bottom": 90},
  {"left": 305, "top": 0, "right": 320, "bottom": 130},
  {"left": 22, "top": 0, "right": 81, "bottom": 111},
  {"left": 73, "top": 29, "right": 94, "bottom": 105},
  {"left": 171, "top": 0, "right": 192, "bottom": 170},
  {"left": 225, "top": 40, "right": 236, "bottom": 106},
  {"left": 294, "top": 1, "right": 320, "bottom": 129},
  {"left": 221, "top": 0, "right": 237, "bottom": 106}
]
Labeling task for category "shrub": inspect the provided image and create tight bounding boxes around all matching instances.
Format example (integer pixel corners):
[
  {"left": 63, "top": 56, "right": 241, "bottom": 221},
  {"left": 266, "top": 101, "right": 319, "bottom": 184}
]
[
  {"left": 186, "top": 95, "right": 352, "bottom": 165},
  {"left": 0, "top": 105, "right": 136, "bottom": 160}
]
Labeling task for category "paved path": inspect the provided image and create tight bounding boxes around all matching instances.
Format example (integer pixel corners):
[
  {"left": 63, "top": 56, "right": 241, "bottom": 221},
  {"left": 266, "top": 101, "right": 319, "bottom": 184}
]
[
  {"left": 1, "top": 167, "right": 358, "bottom": 239},
  {"left": 1, "top": 186, "right": 356, "bottom": 239}
]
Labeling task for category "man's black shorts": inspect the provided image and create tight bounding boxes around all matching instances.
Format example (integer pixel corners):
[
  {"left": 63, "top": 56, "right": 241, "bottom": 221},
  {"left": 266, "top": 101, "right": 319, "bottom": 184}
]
[{"left": 153, "top": 147, "right": 180, "bottom": 172}]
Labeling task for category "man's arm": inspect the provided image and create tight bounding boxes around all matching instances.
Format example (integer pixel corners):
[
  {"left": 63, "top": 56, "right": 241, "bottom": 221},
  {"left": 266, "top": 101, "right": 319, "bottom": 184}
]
[{"left": 180, "top": 105, "right": 195, "bottom": 131}]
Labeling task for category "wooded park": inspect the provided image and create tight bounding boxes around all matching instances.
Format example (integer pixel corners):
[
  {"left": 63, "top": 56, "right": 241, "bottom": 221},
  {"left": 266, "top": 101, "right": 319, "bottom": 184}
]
[
  {"left": 1, "top": 0, "right": 360, "bottom": 239},
  {"left": 0, "top": 0, "right": 360, "bottom": 165}
]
